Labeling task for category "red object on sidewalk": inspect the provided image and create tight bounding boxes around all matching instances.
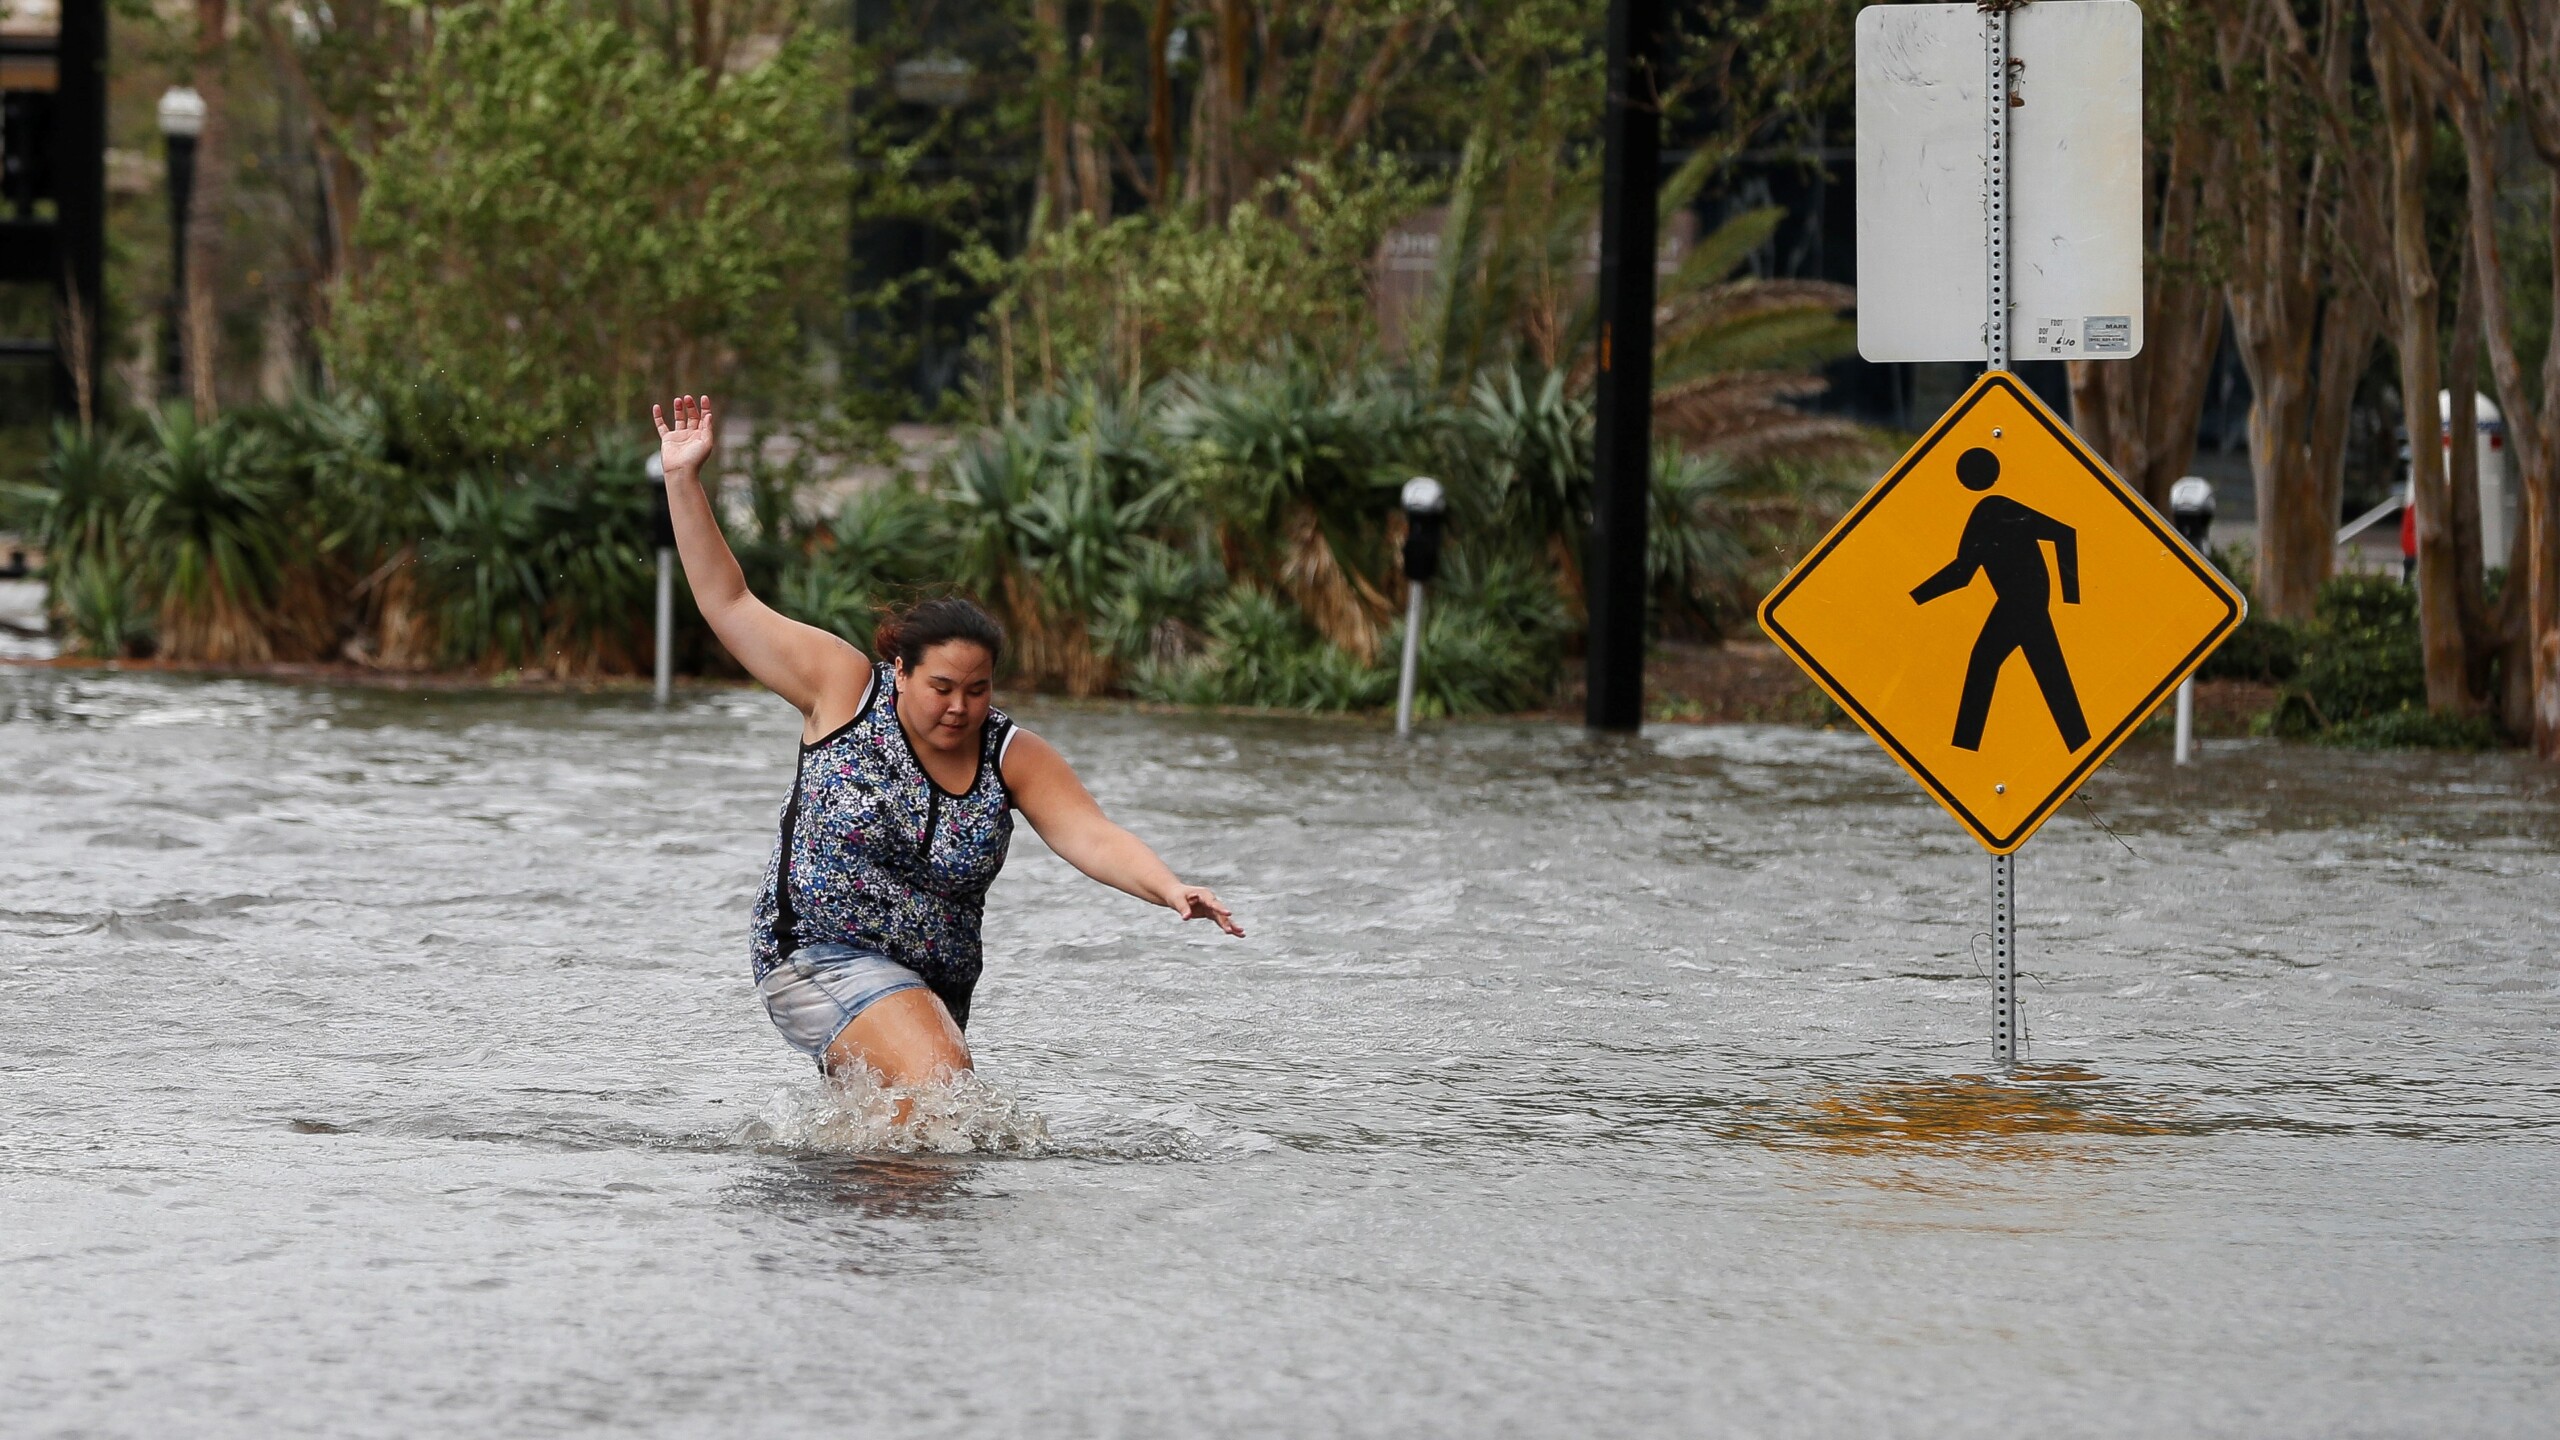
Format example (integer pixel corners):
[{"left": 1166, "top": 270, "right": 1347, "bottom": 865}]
[{"left": 2400, "top": 494, "right": 2418, "bottom": 560}]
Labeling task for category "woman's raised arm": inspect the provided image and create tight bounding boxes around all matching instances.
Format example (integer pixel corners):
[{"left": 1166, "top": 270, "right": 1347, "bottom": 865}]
[{"left": 654, "top": 395, "right": 868, "bottom": 725}]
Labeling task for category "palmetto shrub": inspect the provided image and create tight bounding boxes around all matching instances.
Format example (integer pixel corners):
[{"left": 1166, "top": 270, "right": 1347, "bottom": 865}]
[
  {"left": 416, "top": 439, "right": 662, "bottom": 675},
  {"left": 1402, "top": 547, "right": 1573, "bottom": 716},
  {"left": 1131, "top": 546, "right": 1568, "bottom": 717},
  {"left": 771, "top": 481, "right": 952, "bottom": 645},
  {"left": 940, "top": 386, "right": 1183, "bottom": 695},
  {"left": 419, "top": 469, "right": 549, "bottom": 668},
  {"left": 1164, "top": 363, "right": 1450, "bottom": 660},
  {"left": 1130, "top": 585, "right": 1395, "bottom": 712},
  {"left": 6, "top": 422, "right": 146, "bottom": 657},
  {"left": 129, "top": 408, "right": 288, "bottom": 664}
]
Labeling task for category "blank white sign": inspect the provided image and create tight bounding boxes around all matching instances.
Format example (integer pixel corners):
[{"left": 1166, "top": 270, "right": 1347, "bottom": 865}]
[{"left": 1855, "top": 1, "right": 2144, "bottom": 364}]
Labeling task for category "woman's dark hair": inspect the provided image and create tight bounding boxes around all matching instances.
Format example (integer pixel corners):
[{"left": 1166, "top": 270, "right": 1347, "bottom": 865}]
[{"left": 873, "top": 597, "right": 1004, "bottom": 671}]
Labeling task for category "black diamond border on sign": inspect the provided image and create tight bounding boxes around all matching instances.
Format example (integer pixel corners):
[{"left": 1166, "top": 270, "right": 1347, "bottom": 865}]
[{"left": 1758, "top": 371, "right": 2245, "bottom": 854}]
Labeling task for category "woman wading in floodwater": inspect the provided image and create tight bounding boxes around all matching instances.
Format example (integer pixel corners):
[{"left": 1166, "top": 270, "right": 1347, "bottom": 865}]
[{"left": 654, "top": 395, "right": 1244, "bottom": 1085}]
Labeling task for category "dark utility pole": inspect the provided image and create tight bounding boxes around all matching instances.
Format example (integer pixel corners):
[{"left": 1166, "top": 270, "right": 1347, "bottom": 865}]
[
  {"left": 1584, "top": 0, "right": 1663, "bottom": 731},
  {"left": 0, "top": 0, "right": 106, "bottom": 421},
  {"left": 54, "top": 0, "right": 104, "bottom": 420}
]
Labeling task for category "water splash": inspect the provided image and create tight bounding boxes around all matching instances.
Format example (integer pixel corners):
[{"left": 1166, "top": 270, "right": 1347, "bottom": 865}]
[
  {"left": 739, "top": 1069, "right": 1055, "bottom": 1156},
  {"left": 736, "top": 1072, "right": 1276, "bottom": 1162}
]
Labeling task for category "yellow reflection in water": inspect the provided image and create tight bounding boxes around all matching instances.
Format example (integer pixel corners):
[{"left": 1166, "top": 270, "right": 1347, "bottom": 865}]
[{"left": 1777, "top": 1064, "right": 2183, "bottom": 1162}]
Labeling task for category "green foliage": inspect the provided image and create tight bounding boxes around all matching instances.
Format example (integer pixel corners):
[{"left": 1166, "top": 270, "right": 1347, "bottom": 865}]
[
  {"left": 770, "top": 483, "right": 954, "bottom": 643},
  {"left": 2292, "top": 575, "right": 2425, "bottom": 724},
  {"left": 2318, "top": 707, "right": 2506, "bottom": 752},
  {"left": 1404, "top": 547, "right": 1573, "bottom": 716},
  {"left": 416, "top": 439, "right": 662, "bottom": 671},
  {"left": 2257, "top": 575, "right": 2505, "bottom": 748},
  {"left": 2198, "top": 612, "right": 2306, "bottom": 683},
  {"left": 260, "top": 394, "right": 421, "bottom": 559},
  {"left": 10, "top": 422, "right": 136, "bottom": 578},
  {"left": 937, "top": 386, "right": 1187, "bottom": 692},
  {"left": 1129, "top": 543, "right": 1571, "bottom": 717},
  {"left": 419, "top": 470, "right": 551, "bottom": 667},
  {"left": 1648, "top": 449, "right": 1752, "bottom": 640},
  {"left": 1091, "top": 536, "right": 1228, "bottom": 670},
  {"left": 4, "top": 424, "right": 147, "bottom": 658},
  {"left": 1460, "top": 367, "right": 1590, "bottom": 550},
  {"left": 19, "top": 363, "right": 1781, "bottom": 714},
  {"left": 129, "top": 408, "right": 289, "bottom": 661},
  {"left": 330, "top": 0, "right": 848, "bottom": 456},
  {"left": 61, "top": 550, "right": 153, "bottom": 660},
  {"left": 1171, "top": 363, "right": 1443, "bottom": 544},
  {"left": 964, "top": 155, "right": 1424, "bottom": 404},
  {"left": 1133, "top": 586, "right": 1396, "bottom": 712}
]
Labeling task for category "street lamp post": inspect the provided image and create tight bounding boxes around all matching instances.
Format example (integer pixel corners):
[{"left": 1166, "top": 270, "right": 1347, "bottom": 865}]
[{"left": 156, "top": 86, "right": 204, "bottom": 402}]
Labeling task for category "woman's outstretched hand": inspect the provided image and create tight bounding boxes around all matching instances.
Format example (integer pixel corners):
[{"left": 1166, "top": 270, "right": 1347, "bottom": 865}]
[
  {"left": 1167, "top": 884, "right": 1245, "bottom": 937},
  {"left": 653, "top": 394, "right": 716, "bottom": 477}
]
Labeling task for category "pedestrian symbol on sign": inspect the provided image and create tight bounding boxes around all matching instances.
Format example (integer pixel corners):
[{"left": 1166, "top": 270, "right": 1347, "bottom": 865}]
[{"left": 1908, "top": 446, "right": 2092, "bottom": 754}]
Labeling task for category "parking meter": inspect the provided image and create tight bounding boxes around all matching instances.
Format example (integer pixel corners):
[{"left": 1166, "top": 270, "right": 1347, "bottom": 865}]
[
  {"left": 1400, "top": 477, "right": 1447, "bottom": 584},
  {"left": 2168, "top": 476, "right": 2215, "bottom": 551}
]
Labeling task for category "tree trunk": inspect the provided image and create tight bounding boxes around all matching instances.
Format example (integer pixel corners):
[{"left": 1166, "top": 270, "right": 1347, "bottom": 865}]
[
  {"left": 2211, "top": 5, "right": 2344, "bottom": 622},
  {"left": 1070, "top": 0, "right": 1111, "bottom": 220},
  {"left": 2444, "top": 240, "right": 2497, "bottom": 706},
  {"left": 2373, "top": 36, "right": 2473, "bottom": 713},
  {"left": 1033, "top": 0, "right": 1074, "bottom": 225},
  {"left": 1199, "top": 0, "right": 1250, "bottom": 216},
  {"left": 184, "top": 0, "right": 230, "bottom": 417},
  {"left": 2438, "top": 17, "right": 2560, "bottom": 753},
  {"left": 2529, "top": 176, "right": 2560, "bottom": 756},
  {"left": 1147, "top": 0, "right": 1175, "bottom": 206}
]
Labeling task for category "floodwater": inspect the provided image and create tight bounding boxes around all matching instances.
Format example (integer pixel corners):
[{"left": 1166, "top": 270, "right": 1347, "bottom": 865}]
[{"left": 3, "top": 669, "right": 2556, "bottom": 1437}]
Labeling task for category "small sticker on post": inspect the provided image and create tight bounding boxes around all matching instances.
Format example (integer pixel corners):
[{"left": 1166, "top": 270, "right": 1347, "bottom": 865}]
[{"left": 2084, "top": 316, "right": 2133, "bottom": 354}]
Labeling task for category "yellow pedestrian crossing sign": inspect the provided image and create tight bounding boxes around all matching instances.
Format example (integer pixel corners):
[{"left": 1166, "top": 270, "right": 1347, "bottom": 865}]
[{"left": 1758, "top": 371, "right": 2245, "bottom": 854}]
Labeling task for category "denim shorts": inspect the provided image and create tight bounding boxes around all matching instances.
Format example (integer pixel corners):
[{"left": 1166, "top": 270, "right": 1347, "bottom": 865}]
[{"left": 756, "top": 943, "right": 929, "bottom": 1060}]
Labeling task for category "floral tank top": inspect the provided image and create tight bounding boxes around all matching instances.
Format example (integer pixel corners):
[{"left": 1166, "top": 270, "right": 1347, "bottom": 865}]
[{"left": 748, "top": 662, "right": 1017, "bottom": 990}]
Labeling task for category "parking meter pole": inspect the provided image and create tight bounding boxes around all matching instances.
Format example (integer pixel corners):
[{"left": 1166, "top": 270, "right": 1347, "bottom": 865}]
[
  {"left": 647, "top": 453, "right": 676, "bottom": 707},
  {"left": 654, "top": 549, "right": 675, "bottom": 705},
  {"left": 1397, "top": 477, "right": 1447, "bottom": 740},
  {"left": 2168, "top": 477, "right": 2218, "bottom": 768},
  {"left": 1396, "top": 582, "right": 1425, "bottom": 737},
  {"left": 1985, "top": 5, "right": 2019, "bottom": 1069}
]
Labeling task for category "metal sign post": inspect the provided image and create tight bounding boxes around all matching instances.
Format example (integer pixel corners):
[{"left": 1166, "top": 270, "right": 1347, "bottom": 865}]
[
  {"left": 1773, "top": 3, "right": 2241, "bottom": 1070},
  {"left": 1994, "top": 846, "right": 2018, "bottom": 1066},
  {"left": 1983, "top": 1, "right": 2018, "bottom": 1066}
]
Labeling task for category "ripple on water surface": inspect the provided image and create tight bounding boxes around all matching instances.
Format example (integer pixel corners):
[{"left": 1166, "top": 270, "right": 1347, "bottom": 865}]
[{"left": 2, "top": 669, "right": 2557, "bottom": 1438}]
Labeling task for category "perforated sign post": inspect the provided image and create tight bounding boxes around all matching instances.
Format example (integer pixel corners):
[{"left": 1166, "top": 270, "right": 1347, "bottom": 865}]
[
  {"left": 1855, "top": 1, "right": 2145, "bottom": 366},
  {"left": 1775, "top": 1, "right": 2230, "bottom": 1068}
]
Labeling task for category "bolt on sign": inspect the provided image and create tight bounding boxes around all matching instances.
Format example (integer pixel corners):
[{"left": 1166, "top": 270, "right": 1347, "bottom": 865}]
[{"left": 1759, "top": 372, "right": 2245, "bottom": 854}]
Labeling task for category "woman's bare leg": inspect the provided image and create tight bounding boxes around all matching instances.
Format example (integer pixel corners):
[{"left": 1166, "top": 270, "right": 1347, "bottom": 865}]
[{"left": 823, "top": 988, "right": 971, "bottom": 1091}]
